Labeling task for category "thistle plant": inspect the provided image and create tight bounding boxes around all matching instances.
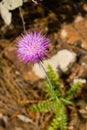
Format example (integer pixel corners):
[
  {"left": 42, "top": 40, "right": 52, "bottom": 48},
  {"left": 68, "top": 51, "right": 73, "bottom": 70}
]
[
  {"left": 16, "top": 31, "right": 53, "bottom": 94},
  {"left": 30, "top": 65, "right": 82, "bottom": 130},
  {"left": 16, "top": 31, "right": 49, "bottom": 63},
  {"left": 16, "top": 31, "right": 82, "bottom": 130}
]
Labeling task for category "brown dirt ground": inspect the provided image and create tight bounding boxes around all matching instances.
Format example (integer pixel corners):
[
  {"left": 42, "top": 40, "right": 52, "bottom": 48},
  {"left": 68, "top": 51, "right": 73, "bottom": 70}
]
[{"left": 0, "top": 1, "right": 87, "bottom": 130}]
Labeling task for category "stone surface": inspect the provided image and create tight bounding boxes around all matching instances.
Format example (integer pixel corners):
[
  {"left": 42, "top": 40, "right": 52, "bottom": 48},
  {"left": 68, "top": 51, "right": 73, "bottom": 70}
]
[
  {"left": 33, "top": 49, "right": 76, "bottom": 78},
  {"left": 73, "top": 78, "right": 86, "bottom": 84},
  {"left": 55, "top": 49, "right": 76, "bottom": 72}
]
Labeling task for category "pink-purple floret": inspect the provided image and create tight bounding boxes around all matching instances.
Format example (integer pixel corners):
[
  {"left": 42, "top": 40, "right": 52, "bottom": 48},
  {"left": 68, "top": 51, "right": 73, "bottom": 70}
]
[{"left": 17, "top": 32, "right": 49, "bottom": 63}]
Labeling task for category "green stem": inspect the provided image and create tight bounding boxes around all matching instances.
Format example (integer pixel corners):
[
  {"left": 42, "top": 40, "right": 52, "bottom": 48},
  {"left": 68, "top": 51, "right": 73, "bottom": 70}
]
[
  {"left": 39, "top": 61, "right": 59, "bottom": 102},
  {"left": 19, "top": 7, "right": 26, "bottom": 33},
  {"left": 40, "top": 61, "right": 53, "bottom": 89}
]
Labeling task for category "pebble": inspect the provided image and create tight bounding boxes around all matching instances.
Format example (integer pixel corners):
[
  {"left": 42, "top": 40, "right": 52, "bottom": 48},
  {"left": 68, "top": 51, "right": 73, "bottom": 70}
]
[
  {"left": 73, "top": 78, "right": 86, "bottom": 84},
  {"left": 17, "top": 114, "right": 32, "bottom": 123}
]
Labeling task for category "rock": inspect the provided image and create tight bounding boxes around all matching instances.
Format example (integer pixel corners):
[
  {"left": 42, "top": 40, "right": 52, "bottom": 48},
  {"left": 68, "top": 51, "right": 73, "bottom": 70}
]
[
  {"left": 60, "top": 29, "right": 67, "bottom": 39},
  {"left": 55, "top": 49, "right": 76, "bottom": 72},
  {"left": 17, "top": 114, "right": 32, "bottom": 123},
  {"left": 33, "top": 63, "right": 47, "bottom": 78},
  {"left": 73, "top": 78, "right": 86, "bottom": 84},
  {"left": 0, "top": 0, "right": 23, "bottom": 25},
  {"left": 0, "top": 2, "right": 12, "bottom": 25},
  {"left": 74, "top": 15, "right": 84, "bottom": 23},
  {"left": 33, "top": 49, "right": 76, "bottom": 78},
  {"left": 2, "top": 0, "right": 23, "bottom": 10}
]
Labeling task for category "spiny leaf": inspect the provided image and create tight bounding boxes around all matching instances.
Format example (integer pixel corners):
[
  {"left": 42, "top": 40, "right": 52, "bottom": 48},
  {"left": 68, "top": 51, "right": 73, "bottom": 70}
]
[
  {"left": 65, "top": 82, "right": 82, "bottom": 100},
  {"left": 60, "top": 98, "right": 73, "bottom": 105},
  {"left": 45, "top": 81, "right": 58, "bottom": 100},
  {"left": 55, "top": 102, "right": 67, "bottom": 130},
  {"left": 46, "top": 65, "right": 62, "bottom": 97},
  {"left": 48, "top": 115, "right": 59, "bottom": 130},
  {"left": 49, "top": 102, "right": 67, "bottom": 130},
  {"left": 30, "top": 101, "right": 57, "bottom": 112}
]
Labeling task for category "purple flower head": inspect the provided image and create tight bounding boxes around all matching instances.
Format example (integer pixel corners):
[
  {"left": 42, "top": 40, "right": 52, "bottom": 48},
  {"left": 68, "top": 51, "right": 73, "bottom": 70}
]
[{"left": 16, "top": 32, "right": 49, "bottom": 63}]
